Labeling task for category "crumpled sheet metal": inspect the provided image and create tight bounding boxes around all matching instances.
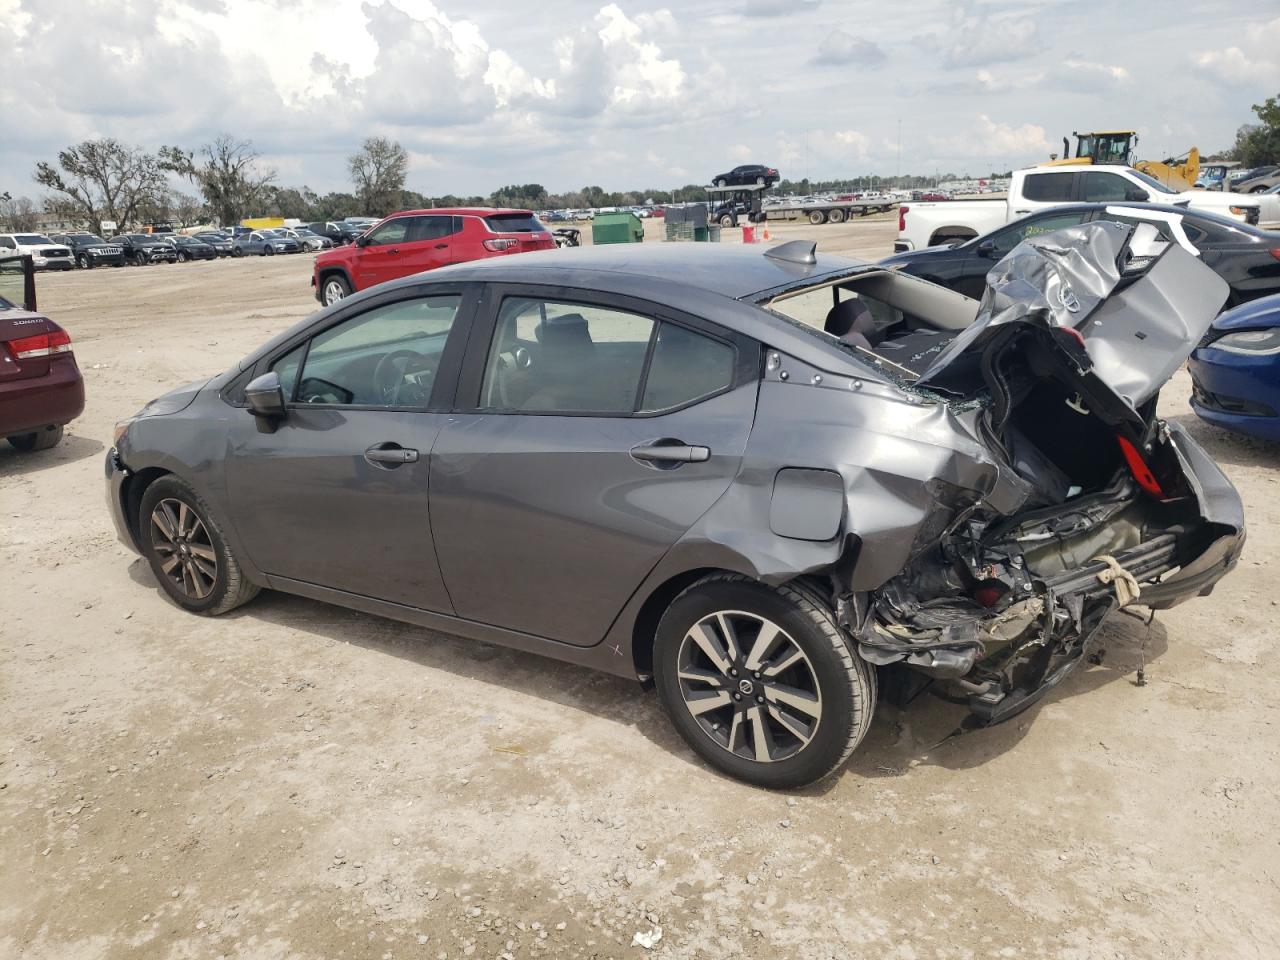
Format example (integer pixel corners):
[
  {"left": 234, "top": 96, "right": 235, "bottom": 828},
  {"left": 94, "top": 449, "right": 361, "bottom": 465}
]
[{"left": 918, "top": 220, "right": 1129, "bottom": 381}]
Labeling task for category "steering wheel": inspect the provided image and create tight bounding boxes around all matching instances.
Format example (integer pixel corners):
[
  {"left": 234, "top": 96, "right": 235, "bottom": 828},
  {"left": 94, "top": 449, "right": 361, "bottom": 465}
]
[{"left": 372, "top": 349, "right": 430, "bottom": 405}]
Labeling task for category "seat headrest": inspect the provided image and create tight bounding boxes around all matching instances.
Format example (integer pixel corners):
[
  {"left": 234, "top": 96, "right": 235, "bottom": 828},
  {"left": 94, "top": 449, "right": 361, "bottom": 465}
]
[
  {"left": 534, "top": 313, "right": 593, "bottom": 348},
  {"left": 823, "top": 298, "right": 874, "bottom": 338}
]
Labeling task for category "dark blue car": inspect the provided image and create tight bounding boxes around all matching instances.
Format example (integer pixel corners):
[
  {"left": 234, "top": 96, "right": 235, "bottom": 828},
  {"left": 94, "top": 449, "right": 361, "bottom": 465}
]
[{"left": 1189, "top": 292, "right": 1280, "bottom": 442}]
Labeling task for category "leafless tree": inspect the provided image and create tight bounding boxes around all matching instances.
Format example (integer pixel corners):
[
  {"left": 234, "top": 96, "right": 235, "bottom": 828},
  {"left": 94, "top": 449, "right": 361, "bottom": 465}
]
[
  {"left": 33, "top": 139, "right": 168, "bottom": 234},
  {"left": 161, "top": 135, "right": 276, "bottom": 227},
  {"left": 0, "top": 194, "right": 40, "bottom": 232}
]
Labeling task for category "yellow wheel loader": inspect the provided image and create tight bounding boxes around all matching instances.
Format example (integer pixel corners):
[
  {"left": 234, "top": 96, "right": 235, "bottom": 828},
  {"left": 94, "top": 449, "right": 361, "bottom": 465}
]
[{"left": 1043, "top": 131, "right": 1200, "bottom": 191}]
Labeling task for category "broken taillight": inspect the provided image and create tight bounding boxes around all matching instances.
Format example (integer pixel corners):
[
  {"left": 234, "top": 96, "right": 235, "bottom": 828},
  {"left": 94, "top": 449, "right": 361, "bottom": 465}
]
[
  {"left": 898, "top": 205, "right": 908, "bottom": 232},
  {"left": 1116, "top": 435, "right": 1166, "bottom": 499}
]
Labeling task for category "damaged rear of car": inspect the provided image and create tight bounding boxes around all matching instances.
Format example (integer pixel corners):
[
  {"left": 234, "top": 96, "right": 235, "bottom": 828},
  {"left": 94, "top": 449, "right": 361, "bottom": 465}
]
[{"left": 760, "top": 222, "right": 1244, "bottom": 729}]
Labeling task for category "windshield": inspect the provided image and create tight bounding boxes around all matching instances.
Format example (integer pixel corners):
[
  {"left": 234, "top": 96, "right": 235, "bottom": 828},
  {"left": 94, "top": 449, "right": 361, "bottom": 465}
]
[
  {"left": 81, "top": 235, "right": 107, "bottom": 244},
  {"left": 1126, "top": 168, "right": 1178, "bottom": 194},
  {"left": 15, "top": 235, "right": 51, "bottom": 244}
]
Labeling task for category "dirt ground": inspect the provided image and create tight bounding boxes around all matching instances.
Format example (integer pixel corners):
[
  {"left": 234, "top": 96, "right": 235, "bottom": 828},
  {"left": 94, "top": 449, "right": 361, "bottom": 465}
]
[{"left": 3, "top": 217, "right": 1279, "bottom": 960}]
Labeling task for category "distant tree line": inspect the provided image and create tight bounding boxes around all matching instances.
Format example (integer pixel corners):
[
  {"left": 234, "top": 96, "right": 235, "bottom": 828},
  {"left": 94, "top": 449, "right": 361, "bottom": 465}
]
[{"left": 7, "top": 94, "right": 1275, "bottom": 233}]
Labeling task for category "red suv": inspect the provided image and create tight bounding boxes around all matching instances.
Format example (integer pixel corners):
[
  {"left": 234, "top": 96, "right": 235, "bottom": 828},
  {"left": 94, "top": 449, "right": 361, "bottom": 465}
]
[{"left": 312, "top": 208, "right": 556, "bottom": 306}]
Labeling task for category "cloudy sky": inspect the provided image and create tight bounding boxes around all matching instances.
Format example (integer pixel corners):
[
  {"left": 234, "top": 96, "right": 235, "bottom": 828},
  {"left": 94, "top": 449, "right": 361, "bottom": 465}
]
[{"left": 1, "top": 0, "right": 1277, "bottom": 199}]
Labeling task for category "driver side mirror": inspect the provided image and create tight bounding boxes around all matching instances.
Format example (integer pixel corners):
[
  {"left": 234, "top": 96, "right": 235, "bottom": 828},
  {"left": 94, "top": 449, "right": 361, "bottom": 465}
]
[
  {"left": 976, "top": 239, "right": 997, "bottom": 258},
  {"left": 355, "top": 234, "right": 370, "bottom": 247},
  {"left": 1124, "top": 189, "right": 1149, "bottom": 202},
  {"left": 245, "top": 371, "right": 286, "bottom": 429}
]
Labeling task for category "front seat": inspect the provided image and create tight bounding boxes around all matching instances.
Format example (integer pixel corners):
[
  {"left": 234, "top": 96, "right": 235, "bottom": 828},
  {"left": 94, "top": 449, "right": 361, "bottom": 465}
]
[{"left": 524, "top": 313, "right": 601, "bottom": 410}]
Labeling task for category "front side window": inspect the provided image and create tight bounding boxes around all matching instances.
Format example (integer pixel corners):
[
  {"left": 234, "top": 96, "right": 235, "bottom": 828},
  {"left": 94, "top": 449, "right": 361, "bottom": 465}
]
[
  {"left": 990, "top": 212, "right": 1090, "bottom": 253},
  {"left": 365, "top": 218, "right": 413, "bottom": 246},
  {"left": 1082, "top": 172, "right": 1134, "bottom": 202},
  {"left": 292, "top": 295, "right": 462, "bottom": 407},
  {"left": 1022, "top": 172, "right": 1075, "bottom": 202}
]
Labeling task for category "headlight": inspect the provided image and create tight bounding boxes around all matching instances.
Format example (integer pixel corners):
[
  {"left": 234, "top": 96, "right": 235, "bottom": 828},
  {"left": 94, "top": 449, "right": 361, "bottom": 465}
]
[
  {"left": 1211, "top": 328, "right": 1280, "bottom": 355},
  {"left": 1228, "top": 206, "right": 1252, "bottom": 217},
  {"left": 113, "top": 418, "right": 135, "bottom": 445}
]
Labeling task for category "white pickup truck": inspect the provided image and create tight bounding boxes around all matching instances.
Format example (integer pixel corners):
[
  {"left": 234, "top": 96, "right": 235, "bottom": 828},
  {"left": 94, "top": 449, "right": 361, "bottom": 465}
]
[{"left": 894, "top": 165, "right": 1264, "bottom": 252}]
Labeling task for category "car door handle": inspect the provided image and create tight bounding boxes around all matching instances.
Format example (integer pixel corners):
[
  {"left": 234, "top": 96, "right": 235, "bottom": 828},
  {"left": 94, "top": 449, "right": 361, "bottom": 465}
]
[
  {"left": 1013, "top": 209, "right": 1030, "bottom": 215},
  {"left": 364, "top": 443, "right": 418, "bottom": 467},
  {"left": 434, "top": 243, "right": 447, "bottom": 249},
  {"left": 629, "top": 440, "right": 710, "bottom": 464},
  {"left": 384, "top": 247, "right": 400, "bottom": 254}
]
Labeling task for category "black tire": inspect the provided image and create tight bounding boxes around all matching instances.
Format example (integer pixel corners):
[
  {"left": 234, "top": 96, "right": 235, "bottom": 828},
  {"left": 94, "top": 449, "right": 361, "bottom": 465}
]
[
  {"left": 756, "top": 177, "right": 765, "bottom": 186},
  {"left": 76, "top": 253, "right": 91, "bottom": 269},
  {"left": 827, "top": 208, "right": 846, "bottom": 223},
  {"left": 134, "top": 251, "right": 147, "bottom": 266},
  {"left": 178, "top": 251, "right": 189, "bottom": 262},
  {"left": 716, "top": 179, "right": 727, "bottom": 188},
  {"left": 808, "top": 210, "right": 827, "bottom": 225},
  {"left": 654, "top": 574, "right": 876, "bottom": 788},
  {"left": 320, "top": 273, "right": 351, "bottom": 306},
  {"left": 262, "top": 246, "right": 274, "bottom": 256},
  {"left": 718, "top": 214, "right": 735, "bottom": 227},
  {"left": 138, "top": 475, "right": 260, "bottom": 616},
  {"left": 7, "top": 425, "right": 63, "bottom": 452},
  {"left": 232, "top": 246, "right": 244, "bottom": 258}
]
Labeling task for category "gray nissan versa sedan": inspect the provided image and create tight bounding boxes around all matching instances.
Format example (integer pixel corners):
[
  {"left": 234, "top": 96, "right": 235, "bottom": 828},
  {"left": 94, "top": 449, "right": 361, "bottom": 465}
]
[{"left": 106, "top": 227, "right": 1244, "bottom": 787}]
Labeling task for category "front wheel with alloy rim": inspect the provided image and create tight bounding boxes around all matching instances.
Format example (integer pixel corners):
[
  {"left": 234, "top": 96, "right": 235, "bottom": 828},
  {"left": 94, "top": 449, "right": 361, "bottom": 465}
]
[
  {"left": 77, "top": 253, "right": 91, "bottom": 269},
  {"left": 321, "top": 274, "right": 351, "bottom": 306},
  {"left": 138, "top": 476, "right": 260, "bottom": 616},
  {"left": 654, "top": 575, "right": 875, "bottom": 788}
]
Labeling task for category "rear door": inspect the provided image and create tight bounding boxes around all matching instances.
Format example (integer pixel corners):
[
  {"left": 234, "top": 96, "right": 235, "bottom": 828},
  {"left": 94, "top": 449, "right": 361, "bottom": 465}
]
[
  {"left": 395, "top": 215, "right": 458, "bottom": 276},
  {"left": 429, "top": 286, "right": 759, "bottom": 646},
  {"left": 1013, "top": 171, "right": 1078, "bottom": 218}
]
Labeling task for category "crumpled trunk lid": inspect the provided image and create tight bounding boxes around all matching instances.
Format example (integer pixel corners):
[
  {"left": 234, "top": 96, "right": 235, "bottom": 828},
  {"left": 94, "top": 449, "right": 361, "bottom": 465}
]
[{"left": 915, "top": 220, "right": 1230, "bottom": 408}]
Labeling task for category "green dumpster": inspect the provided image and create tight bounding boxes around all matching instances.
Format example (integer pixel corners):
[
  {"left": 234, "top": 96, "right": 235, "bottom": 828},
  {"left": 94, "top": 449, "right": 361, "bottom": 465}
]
[{"left": 592, "top": 211, "right": 643, "bottom": 244}]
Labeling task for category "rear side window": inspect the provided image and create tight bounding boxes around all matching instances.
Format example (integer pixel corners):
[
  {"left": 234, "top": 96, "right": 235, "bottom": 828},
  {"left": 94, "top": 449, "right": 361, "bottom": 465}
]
[
  {"left": 481, "top": 298, "right": 652, "bottom": 413},
  {"left": 412, "top": 216, "right": 458, "bottom": 241},
  {"left": 484, "top": 214, "right": 547, "bottom": 234},
  {"left": 1022, "top": 173, "right": 1075, "bottom": 202},
  {"left": 1083, "top": 172, "right": 1135, "bottom": 202},
  {"left": 480, "top": 296, "right": 737, "bottom": 415},
  {"left": 0, "top": 238, "right": 14, "bottom": 249},
  {"left": 640, "top": 323, "right": 735, "bottom": 412}
]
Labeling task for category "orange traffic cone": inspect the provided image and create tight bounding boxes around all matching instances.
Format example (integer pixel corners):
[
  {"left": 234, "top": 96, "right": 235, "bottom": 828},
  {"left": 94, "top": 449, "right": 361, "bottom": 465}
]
[{"left": 762, "top": 225, "right": 771, "bottom": 241}]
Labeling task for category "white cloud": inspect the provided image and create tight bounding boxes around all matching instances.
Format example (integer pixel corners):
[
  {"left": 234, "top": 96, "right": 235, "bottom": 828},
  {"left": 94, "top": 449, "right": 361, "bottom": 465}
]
[
  {"left": 929, "top": 115, "right": 1052, "bottom": 162},
  {"left": 730, "top": 144, "right": 754, "bottom": 162},
  {"left": 833, "top": 130, "right": 871, "bottom": 159},
  {"left": 922, "top": 4, "right": 1040, "bottom": 69},
  {"left": 811, "top": 28, "right": 885, "bottom": 67},
  {"left": 1192, "top": 18, "right": 1280, "bottom": 85}
]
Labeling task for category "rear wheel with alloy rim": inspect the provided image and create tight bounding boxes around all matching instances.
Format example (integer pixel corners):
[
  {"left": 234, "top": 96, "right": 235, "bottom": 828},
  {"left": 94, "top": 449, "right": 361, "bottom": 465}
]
[
  {"left": 321, "top": 274, "right": 351, "bottom": 306},
  {"left": 139, "top": 475, "right": 260, "bottom": 615},
  {"left": 654, "top": 574, "right": 875, "bottom": 788}
]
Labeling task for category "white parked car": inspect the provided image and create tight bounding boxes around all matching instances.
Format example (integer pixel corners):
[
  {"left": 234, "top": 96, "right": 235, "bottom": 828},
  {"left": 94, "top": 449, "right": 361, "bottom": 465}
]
[
  {"left": 895, "top": 164, "right": 1264, "bottom": 251},
  {"left": 0, "top": 233, "right": 75, "bottom": 271}
]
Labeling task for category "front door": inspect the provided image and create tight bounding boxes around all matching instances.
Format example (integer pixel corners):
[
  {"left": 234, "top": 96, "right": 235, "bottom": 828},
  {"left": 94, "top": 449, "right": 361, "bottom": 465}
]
[
  {"left": 224, "top": 290, "right": 473, "bottom": 610},
  {"left": 430, "top": 289, "right": 758, "bottom": 646},
  {"left": 351, "top": 216, "right": 418, "bottom": 290}
]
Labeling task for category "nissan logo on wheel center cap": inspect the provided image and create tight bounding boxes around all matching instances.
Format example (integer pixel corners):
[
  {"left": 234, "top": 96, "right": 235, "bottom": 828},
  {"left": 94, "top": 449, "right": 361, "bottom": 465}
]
[{"left": 738, "top": 679, "right": 755, "bottom": 695}]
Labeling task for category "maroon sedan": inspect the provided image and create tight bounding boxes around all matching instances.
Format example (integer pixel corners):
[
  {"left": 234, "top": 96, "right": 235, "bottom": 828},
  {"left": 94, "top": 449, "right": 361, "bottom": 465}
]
[{"left": 1, "top": 294, "right": 84, "bottom": 451}]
